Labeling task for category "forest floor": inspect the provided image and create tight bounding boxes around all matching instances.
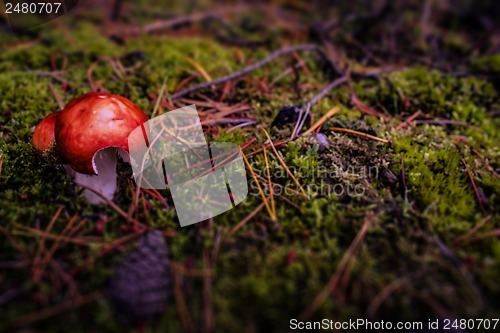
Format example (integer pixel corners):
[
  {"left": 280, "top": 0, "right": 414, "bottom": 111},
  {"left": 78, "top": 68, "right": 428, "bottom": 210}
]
[{"left": 0, "top": 1, "right": 499, "bottom": 332}]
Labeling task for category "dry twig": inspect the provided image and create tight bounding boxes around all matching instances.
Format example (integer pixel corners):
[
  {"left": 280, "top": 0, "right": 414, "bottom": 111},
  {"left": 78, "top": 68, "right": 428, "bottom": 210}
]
[{"left": 170, "top": 44, "right": 320, "bottom": 100}]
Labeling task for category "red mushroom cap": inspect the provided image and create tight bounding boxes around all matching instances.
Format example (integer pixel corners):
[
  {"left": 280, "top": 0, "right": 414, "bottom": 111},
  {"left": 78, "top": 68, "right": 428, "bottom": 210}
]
[
  {"left": 33, "top": 112, "right": 60, "bottom": 153},
  {"left": 55, "top": 93, "right": 148, "bottom": 175}
]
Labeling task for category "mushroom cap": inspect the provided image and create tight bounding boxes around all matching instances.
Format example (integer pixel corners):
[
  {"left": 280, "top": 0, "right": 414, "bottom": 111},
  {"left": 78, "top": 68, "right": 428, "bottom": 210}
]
[
  {"left": 33, "top": 112, "right": 60, "bottom": 153},
  {"left": 55, "top": 93, "right": 148, "bottom": 175}
]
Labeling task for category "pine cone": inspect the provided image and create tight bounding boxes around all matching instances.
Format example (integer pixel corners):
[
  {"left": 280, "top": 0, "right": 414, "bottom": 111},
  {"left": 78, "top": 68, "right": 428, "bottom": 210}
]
[{"left": 106, "top": 230, "right": 170, "bottom": 326}]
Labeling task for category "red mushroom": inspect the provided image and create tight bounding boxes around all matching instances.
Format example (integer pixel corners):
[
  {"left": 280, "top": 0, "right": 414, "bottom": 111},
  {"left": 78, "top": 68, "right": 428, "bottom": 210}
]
[
  {"left": 32, "top": 93, "right": 148, "bottom": 203},
  {"left": 53, "top": 92, "right": 148, "bottom": 203},
  {"left": 32, "top": 112, "right": 60, "bottom": 153},
  {"left": 56, "top": 93, "right": 148, "bottom": 174},
  {"left": 55, "top": 93, "right": 148, "bottom": 203}
]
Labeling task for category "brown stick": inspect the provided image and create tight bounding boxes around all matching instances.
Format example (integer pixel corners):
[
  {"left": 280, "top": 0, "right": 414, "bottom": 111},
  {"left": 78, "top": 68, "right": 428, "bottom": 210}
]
[{"left": 170, "top": 44, "right": 320, "bottom": 100}]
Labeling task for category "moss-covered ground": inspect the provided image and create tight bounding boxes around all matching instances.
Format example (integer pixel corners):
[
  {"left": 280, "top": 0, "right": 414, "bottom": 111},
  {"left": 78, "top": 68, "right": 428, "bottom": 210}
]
[{"left": 1, "top": 1, "right": 499, "bottom": 332}]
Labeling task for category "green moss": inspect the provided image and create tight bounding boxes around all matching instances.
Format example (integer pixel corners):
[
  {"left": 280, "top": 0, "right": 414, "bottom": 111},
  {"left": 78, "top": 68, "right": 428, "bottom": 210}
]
[
  {"left": 391, "top": 126, "right": 481, "bottom": 235},
  {"left": 358, "top": 67, "right": 497, "bottom": 122},
  {"left": 470, "top": 54, "right": 500, "bottom": 75},
  {"left": 0, "top": 16, "right": 499, "bottom": 333}
]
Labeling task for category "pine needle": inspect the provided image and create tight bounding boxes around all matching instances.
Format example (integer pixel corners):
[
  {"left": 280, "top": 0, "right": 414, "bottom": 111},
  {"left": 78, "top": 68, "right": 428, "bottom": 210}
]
[
  {"left": 151, "top": 74, "right": 169, "bottom": 118},
  {"left": 241, "top": 152, "right": 276, "bottom": 220},
  {"left": 181, "top": 55, "right": 213, "bottom": 82},
  {"left": 396, "top": 110, "right": 422, "bottom": 130},
  {"left": 472, "top": 148, "right": 499, "bottom": 179},
  {"left": 262, "top": 128, "right": 309, "bottom": 198},
  {"left": 69, "top": 230, "right": 146, "bottom": 276},
  {"left": 77, "top": 183, "right": 132, "bottom": 222},
  {"left": 329, "top": 127, "right": 391, "bottom": 143},
  {"left": 299, "top": 212, "right": 374, "bottom": 320},
  {"left": 11, "top": 222, "right": 97, "bottom": 246},
  {"left": 453, "top": 215, "right": 492, "bottom": 246},
  {"left": 302, "top": 106, "right": 340, "bottom": 135},
  {"left": 462, "top": 159, "right": 487, "bottom": 214},
  {"left": 228, "top": 202, "right": 265, "bottom": 236},
  {"left": 32, "top": 207, "right": 63, "bottom": 281},
  {"left": 172, "top": 263, "right": 196, "bottom": 333},
  {"left": 33, "top": 214, "right": 83, "bottom": 283},
  {"left": 254, "top": 173, "right": 307, "bottom": 199},
  {"left": 263, "top": 146, "right": 276, "bottom": 218}
]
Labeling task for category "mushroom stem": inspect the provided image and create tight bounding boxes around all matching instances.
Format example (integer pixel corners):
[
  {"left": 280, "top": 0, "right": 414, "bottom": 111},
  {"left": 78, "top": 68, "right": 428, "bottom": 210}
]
[{"left": 65, "top": 148, "right": 119, "bottom": 204}]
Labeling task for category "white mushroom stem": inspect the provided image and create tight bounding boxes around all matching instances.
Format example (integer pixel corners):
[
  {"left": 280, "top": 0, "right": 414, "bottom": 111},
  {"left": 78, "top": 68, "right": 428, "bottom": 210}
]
[{"left": 64, "top": 148, "right": 121, "bottom": 204}]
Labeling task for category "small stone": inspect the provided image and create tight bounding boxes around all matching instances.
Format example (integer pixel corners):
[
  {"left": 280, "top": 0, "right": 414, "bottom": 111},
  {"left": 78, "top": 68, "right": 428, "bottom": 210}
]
[{"left": 309, "top": 133, "right": 331, "bottom": 153}]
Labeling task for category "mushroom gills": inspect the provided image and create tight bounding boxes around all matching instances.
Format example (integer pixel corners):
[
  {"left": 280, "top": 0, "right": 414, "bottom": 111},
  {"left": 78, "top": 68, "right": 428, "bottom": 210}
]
[{"left": 67, "top": 148, "right": 120, "bottom": 204}]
